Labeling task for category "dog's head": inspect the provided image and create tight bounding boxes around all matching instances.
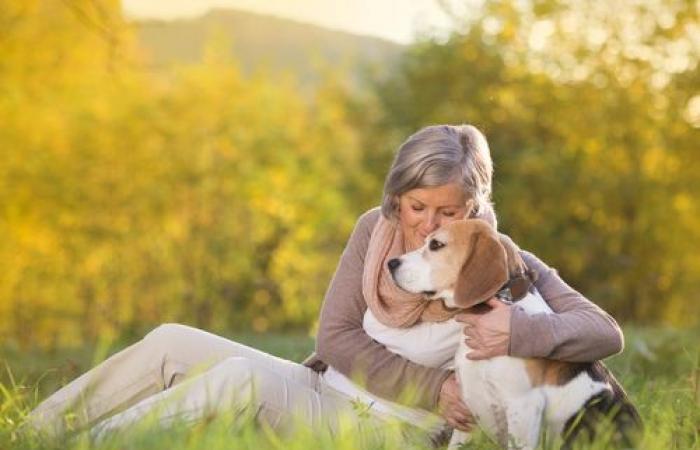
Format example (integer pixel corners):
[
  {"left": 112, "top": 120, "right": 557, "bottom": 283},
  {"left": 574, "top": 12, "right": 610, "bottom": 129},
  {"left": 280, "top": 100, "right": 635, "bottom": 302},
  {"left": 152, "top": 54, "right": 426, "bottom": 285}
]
[{"left": 388, "top": 219, "right": 529, "bottom": 308}]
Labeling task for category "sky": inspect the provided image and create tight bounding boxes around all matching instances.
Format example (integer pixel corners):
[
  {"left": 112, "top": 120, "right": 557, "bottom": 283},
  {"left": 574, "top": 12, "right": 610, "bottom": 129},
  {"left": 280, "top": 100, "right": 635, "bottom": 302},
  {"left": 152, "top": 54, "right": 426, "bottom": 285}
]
[{"left": 121, "top": 0, "right": 468, "bottom": 44}]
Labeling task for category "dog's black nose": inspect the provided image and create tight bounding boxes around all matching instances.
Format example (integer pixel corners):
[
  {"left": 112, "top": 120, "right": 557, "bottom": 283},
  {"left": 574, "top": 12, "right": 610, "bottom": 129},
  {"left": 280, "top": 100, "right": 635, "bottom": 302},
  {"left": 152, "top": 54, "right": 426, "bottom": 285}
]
[{"left": 387, "top": 258, "right": 401, "bottom": 272}]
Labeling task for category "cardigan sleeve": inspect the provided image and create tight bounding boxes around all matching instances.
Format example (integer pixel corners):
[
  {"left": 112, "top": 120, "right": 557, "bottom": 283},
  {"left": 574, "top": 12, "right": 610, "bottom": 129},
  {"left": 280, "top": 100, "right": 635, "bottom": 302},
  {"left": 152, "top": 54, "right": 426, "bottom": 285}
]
[
  {"left": 509, "top": 250, "right": 624, "bottom": 361},
  {"left": 312, "top": 207, "right": 451, "bottom": 411}
]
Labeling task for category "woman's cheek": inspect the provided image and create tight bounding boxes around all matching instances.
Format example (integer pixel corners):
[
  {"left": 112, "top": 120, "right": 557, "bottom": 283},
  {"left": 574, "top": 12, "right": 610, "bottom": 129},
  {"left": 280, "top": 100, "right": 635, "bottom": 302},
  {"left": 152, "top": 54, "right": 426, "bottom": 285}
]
[
  {"left": 401, "top": 209, "right": 420, "bottom": 227},
  {"left": 411, "top": 212, "right": 426, "bottom": 229}
]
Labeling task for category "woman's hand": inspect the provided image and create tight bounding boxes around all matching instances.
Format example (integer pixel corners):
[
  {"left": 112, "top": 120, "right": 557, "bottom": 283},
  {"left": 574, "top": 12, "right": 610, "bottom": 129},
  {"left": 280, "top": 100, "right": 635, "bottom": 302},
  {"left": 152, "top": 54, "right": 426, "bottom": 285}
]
[
  {"left": 438, "top": 373, "right": 475, "bottom": 431},
  {"left": 456, "top": 297, "right": 512, "bottom": 360}
]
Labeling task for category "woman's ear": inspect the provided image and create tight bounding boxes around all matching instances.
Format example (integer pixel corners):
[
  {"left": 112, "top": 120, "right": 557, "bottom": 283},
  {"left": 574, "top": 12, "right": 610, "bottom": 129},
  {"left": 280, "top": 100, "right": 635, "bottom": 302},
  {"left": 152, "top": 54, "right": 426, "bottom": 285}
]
[
  {"left": 453, "top": 221, "right": 509, "bottom": 308},
  {"left": 462, "top": 198, "right": 476, "bottom": 220}
]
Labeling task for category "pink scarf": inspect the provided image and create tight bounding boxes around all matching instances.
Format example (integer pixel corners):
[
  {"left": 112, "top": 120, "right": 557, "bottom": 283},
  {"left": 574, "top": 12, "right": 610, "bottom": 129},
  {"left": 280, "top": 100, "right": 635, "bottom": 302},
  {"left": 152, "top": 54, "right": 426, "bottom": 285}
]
[{"left": 362, "top": 215, "right": 459, "bottom": 328}]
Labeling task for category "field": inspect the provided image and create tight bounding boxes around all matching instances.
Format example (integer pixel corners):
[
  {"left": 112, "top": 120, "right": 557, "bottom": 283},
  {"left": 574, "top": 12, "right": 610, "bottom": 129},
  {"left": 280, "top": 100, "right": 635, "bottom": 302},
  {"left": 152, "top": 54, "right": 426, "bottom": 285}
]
[{"left": 1, "top": 327, "right": 698, "bottom": 449}]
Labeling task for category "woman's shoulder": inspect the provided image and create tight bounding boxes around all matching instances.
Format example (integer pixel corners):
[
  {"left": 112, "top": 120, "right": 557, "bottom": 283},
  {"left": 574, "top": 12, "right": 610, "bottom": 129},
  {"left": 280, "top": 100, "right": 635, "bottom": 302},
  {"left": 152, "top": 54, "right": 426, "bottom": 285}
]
[
  {"left": 344, "top": 207, "right": 382, "bottom": 257},
  {"left": 357, "top": 206, "right": 382, "bottom": 230},
  {"left": 519, "top": 249, "right": 563, "bottom": 291}
]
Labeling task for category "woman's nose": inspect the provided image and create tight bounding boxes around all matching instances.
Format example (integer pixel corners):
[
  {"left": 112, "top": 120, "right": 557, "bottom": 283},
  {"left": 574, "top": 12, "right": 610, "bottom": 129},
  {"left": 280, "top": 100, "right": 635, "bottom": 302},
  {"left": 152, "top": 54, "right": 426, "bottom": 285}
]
[{"left": 423, "top": 213, "right": 439, "bottom": 231}]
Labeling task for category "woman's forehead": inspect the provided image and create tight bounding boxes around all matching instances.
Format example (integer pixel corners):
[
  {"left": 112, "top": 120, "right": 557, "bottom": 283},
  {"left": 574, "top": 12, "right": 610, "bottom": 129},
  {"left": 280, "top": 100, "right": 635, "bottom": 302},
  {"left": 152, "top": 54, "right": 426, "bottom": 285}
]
[{"left": 402, "top": 183, "right": 467, "bottom": 206}]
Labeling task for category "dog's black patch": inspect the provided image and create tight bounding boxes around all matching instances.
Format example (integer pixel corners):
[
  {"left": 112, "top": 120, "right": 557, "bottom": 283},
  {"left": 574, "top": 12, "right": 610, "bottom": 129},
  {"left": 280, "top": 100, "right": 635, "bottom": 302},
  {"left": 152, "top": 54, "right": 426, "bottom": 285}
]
[{"left": 561, "top": 362, "right": 643, "bottom": 449}]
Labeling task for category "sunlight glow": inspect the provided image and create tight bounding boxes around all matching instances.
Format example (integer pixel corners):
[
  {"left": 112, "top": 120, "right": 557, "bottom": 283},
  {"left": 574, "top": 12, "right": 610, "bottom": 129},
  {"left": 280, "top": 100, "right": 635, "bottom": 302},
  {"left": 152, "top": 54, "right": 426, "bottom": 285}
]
[{"left": 121, "top": 0, "right": 464, "bottom": 44}]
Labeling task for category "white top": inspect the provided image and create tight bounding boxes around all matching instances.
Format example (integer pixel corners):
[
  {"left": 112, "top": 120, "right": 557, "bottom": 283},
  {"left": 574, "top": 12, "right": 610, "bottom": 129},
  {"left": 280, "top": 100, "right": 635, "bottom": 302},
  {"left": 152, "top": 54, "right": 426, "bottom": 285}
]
[{"left": 363, "top": 310, "right": 463, "bottom": 368}]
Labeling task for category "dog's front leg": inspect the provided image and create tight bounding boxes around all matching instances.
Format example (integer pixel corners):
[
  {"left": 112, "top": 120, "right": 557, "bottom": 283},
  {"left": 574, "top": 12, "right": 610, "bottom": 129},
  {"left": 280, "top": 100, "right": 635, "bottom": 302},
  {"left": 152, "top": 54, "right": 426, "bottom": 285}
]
[{"left": 504, "top": 391, "right": 545, "bottom": 450}]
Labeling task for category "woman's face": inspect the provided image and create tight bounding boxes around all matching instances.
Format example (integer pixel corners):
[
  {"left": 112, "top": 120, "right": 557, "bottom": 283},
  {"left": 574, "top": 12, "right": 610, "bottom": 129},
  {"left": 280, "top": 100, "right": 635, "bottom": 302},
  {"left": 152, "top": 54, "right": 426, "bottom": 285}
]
[{"left": 397, "top": 182, "right": 471, "bottom": 250}]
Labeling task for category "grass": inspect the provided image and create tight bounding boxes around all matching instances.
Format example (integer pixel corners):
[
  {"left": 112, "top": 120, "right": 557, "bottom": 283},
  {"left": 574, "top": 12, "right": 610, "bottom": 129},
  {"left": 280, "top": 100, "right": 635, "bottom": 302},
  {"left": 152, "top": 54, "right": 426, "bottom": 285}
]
[{"left": 1, "top": 326, "right": 698, "bottom": 449}]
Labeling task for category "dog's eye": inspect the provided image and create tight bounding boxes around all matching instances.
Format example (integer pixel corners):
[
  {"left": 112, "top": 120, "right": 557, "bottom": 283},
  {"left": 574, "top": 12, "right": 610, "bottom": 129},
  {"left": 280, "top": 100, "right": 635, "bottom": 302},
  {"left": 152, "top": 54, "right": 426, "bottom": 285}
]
[{"left": 429, "top": 239, "right": 445, "bottom": 251}]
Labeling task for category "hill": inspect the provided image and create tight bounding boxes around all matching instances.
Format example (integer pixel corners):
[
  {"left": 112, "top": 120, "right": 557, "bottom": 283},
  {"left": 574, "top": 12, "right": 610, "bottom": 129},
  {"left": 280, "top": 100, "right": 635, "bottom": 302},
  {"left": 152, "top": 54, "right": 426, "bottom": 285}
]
[{"left": 133, "top": 8, "right": 404, "bottom": 85}]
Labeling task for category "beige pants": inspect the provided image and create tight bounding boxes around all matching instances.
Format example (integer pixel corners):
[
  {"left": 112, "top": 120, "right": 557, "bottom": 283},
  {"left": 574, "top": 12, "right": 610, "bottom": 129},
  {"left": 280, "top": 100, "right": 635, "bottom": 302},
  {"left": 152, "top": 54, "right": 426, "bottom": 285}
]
[{"left": 28, "top": 323, "right": 419, "bottom": 442}]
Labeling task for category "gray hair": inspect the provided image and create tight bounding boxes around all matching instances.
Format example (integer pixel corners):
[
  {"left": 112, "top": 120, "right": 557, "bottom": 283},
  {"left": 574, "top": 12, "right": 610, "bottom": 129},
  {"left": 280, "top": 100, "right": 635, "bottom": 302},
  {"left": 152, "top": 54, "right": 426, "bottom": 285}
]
[{"left": 381, "top": 124, "right": 494, "bottom": 221}]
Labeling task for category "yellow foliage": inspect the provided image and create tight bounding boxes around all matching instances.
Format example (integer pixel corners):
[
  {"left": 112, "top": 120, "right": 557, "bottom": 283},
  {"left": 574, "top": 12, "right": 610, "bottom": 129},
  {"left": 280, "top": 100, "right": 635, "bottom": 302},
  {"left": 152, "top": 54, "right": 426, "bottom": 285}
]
[
  {"left": 0, "top": 0, "right": 367, "bottom": 348},
  {"left": 1, "top": 0, "right": 698, "bottom": 349}
]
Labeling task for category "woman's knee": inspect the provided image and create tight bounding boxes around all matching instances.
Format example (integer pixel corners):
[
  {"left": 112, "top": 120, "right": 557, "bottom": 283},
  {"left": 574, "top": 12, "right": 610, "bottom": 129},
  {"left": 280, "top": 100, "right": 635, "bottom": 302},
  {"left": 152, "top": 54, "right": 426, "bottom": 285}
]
[{"left": 142, "top": 323, "right": 198, "bottom": 351}]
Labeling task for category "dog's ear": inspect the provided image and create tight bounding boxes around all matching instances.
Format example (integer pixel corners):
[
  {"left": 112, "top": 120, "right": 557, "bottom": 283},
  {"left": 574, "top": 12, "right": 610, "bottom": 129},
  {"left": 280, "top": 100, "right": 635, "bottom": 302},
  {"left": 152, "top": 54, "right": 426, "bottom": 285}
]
[
  {"left": 498, "top": 233, "right": 528, "bottom": 278},
  {"left": 453, "top": 220, "right": 509, "bottom": 308}
]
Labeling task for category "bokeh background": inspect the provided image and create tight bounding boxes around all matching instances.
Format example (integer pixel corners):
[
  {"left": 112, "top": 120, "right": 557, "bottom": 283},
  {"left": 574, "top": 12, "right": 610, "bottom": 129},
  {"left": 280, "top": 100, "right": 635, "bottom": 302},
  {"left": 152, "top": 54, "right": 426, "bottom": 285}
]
[{"left": 1, "top": 0, "right": 699, "bottom": 352}]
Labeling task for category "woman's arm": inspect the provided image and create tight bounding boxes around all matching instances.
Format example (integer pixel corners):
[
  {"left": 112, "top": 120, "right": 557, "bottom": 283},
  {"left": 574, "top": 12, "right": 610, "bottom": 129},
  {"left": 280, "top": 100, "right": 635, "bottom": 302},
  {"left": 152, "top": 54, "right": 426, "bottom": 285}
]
[
  {"left": 509, "top": 251, "right": 624, "bottom": 361},
  {"left": 313, "top": 208, "right": 451, "bottom": 411}
]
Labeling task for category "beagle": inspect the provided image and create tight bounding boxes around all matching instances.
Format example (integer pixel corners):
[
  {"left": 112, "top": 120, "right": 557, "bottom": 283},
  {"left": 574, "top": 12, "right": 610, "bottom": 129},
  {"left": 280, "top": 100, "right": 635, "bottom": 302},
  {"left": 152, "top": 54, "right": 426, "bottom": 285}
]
[{"left": 388, "top": 219, "right": 641, "bottom": 449}]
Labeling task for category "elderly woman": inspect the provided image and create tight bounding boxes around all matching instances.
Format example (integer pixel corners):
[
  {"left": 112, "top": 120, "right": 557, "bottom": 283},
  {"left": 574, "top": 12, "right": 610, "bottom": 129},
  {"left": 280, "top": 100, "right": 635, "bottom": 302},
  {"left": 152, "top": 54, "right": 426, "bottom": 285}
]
[{"left": 28, "top": 124, "right": 623, "bottom": 443}]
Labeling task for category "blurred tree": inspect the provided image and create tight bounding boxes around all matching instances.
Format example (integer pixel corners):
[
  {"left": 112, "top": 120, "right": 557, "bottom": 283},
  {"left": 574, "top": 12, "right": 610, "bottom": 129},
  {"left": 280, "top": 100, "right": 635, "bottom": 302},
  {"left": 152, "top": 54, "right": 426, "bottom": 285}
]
[
  {"left": 0, "top": 1, "right": 366, "bottom": 348},
  {"left": 1, "top": 0, "right": 697, "bottom": 350},
  {"left": 0, "top": 0, "right": 134, "bottom": 346}
]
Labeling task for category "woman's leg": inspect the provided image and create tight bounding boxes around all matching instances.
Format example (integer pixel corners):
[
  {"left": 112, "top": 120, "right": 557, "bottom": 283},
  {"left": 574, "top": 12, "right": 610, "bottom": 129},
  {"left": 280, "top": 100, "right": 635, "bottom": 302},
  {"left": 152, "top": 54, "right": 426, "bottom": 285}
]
[
  {"left": 89, "top": 355, "right": 391, "bottom": 443},
  {"left": 28, "top": 323, "right": 301, "bottom": 437}
]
